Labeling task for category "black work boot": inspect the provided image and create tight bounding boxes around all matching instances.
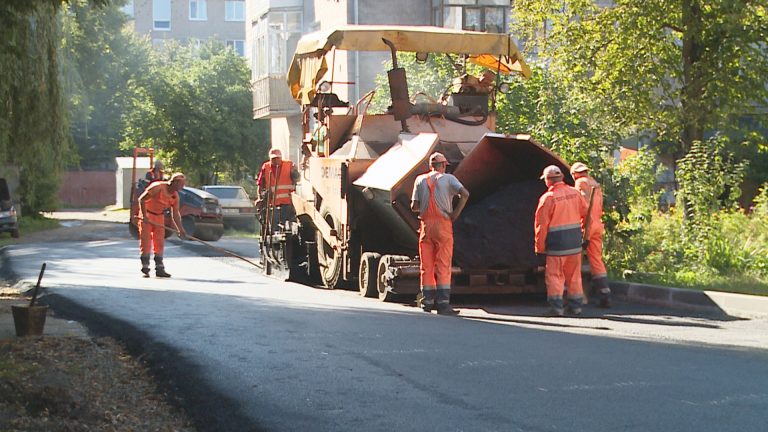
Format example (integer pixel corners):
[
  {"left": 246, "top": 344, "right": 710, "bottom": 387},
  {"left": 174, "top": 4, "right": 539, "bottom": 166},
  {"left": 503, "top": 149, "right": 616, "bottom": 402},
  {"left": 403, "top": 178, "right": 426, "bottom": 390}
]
[
  {"left": 140, "top": 255, "right": 151, "bottom": 277},
  {"left": 437, "top": 304, "right": 457, "bottom": 316},
  {"left": 154, "top": 256, "right": 172, "bottom": 278}
]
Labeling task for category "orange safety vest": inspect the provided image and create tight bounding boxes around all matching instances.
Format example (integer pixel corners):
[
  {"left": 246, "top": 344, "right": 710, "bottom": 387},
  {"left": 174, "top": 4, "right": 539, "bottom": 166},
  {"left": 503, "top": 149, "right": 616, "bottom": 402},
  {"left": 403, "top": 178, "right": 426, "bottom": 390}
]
[
  {"left": 260, "top": 160, "right": 295, "bottom": 206},
  {"left": 574, "top": 175, "right": 604, "bottom": 238},
  {"left": 535, "top": 182, "right": 587, "bottom": 256},
  {"left": 142, "top": 182, "right": 178, "bottom": 215}
]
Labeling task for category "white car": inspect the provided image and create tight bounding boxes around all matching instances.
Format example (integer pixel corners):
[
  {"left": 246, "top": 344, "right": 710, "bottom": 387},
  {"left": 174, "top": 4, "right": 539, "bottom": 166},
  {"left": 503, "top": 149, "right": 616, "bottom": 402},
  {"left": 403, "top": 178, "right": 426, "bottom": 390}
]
[{"left": 201, "top": 185, "right": 257, "bottom": 231}]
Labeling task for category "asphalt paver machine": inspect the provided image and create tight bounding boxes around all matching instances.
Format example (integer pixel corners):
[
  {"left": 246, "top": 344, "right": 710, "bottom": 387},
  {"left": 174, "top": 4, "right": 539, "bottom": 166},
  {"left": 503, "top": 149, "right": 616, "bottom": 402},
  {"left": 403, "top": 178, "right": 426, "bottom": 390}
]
[{"left": 261, "top": 25, "right": 574, "bottom": 301}]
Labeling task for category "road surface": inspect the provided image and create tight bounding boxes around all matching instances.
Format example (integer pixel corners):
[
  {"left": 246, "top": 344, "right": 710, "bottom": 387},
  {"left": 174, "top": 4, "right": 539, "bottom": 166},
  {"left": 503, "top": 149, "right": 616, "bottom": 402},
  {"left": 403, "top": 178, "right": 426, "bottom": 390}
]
[{"left": 3, "top": 220, "right": 767, "bottom": 431}]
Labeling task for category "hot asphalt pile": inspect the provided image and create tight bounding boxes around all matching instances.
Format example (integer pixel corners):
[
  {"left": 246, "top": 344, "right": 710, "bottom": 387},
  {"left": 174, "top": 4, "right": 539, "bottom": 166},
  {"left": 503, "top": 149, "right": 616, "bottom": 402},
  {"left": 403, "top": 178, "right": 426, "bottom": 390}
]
[{"left": 453, "top": 179, "right": 546, "bottom": 270}]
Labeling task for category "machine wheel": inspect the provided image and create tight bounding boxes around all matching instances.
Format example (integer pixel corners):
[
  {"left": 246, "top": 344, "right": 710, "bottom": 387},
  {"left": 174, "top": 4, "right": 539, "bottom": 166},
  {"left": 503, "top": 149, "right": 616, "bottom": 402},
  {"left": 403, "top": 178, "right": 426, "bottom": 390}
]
[
  {"left": 358, "top": 252, "right": 381, "bottom": 297},
  {"left": 317, "top": 208, "right": 343, "bottom": 289},
  {"left": 376, "top": 255, "right": 397, "bottom": 302}
]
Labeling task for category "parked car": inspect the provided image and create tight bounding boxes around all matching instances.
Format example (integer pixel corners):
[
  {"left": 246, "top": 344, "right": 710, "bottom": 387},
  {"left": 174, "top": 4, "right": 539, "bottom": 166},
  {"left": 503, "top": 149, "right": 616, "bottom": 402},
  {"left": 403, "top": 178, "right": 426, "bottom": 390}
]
[
  {"left": 0, "top": 178, "right": 19, "bottom": 238},
  {"left": 201, "top": 185, "right": 257, "bottom": 232},
  {"left": 178, "top": 187, "right": 224, "bottom": 241}
]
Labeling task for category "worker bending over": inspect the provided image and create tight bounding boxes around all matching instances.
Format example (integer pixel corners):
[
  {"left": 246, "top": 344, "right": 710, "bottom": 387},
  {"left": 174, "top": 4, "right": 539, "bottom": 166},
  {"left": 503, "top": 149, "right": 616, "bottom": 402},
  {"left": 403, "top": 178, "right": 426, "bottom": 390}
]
[
  {"left": 138, "top": 173, "right": 187, "bottom": 278},
  {"left": 534, "top": 165, "right": 588, "bottom": 316},
  {"left": 411, "top": 152, "right": 470, "bottom": 315},
  {"left": 571, "top": 162, "right": 611, "bottom": 308},
  {"left": 256, "top": 148, "right": 299, "bottom": 231}
]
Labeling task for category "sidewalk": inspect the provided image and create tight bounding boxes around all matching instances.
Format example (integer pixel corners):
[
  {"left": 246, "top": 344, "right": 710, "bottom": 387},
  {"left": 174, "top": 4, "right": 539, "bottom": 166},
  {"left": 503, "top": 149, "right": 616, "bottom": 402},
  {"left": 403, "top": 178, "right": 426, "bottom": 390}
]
[{"left": 610, "top": 280, "right": 768, "bottom": 319}]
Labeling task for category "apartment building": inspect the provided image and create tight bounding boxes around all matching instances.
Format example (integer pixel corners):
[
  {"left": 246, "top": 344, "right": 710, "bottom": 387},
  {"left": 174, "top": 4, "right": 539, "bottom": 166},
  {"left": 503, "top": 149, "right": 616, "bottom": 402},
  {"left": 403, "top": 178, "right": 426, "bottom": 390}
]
[
  {"left": 125, "top": 0, "right": 247, "bottom": 55},
  {"left": 246, "top": 0, "right": 512, "bottom": 158}
]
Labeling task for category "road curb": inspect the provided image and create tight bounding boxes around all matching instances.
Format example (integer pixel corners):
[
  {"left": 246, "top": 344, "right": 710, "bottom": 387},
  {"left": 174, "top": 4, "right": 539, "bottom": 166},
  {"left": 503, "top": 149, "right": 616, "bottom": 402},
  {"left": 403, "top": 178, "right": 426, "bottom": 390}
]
[{"left": 610, "top": 281, "right": 768, "bottom": 319}]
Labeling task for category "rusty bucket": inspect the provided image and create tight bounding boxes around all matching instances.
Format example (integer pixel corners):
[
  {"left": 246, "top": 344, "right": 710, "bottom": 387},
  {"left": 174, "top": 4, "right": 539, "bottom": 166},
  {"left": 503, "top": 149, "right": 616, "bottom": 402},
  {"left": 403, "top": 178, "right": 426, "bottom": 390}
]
[{"left": 11, "top": 305, "right": 48, "bottom": 337}]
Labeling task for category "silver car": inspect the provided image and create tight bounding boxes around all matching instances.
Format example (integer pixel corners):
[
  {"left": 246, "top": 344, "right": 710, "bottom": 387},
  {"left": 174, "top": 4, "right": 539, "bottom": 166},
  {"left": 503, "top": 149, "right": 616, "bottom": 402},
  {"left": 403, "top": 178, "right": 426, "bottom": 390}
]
[{"left": 201, "top": 185, "right": 257, "bottom": 231}]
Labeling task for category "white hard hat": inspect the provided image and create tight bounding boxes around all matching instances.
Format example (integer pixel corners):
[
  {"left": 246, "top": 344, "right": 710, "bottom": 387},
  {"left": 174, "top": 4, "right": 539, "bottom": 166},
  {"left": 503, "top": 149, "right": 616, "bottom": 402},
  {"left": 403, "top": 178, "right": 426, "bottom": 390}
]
[
  {"left": 540, "top": 165, "right": 563, "bottom": 179},
  {"left": 570, "top": 162, "right": 589, "bottom": 174},
  {"left": 429, "top": 152, "right": 449, "bottom": 165}
]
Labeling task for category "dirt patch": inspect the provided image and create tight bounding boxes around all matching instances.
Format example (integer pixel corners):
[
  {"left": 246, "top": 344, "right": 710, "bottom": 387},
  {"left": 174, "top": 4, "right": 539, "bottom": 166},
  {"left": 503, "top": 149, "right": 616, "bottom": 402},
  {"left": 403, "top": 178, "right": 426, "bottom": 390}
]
[{"left": 0, "top": 334, "right": 196, "bottom": 431}]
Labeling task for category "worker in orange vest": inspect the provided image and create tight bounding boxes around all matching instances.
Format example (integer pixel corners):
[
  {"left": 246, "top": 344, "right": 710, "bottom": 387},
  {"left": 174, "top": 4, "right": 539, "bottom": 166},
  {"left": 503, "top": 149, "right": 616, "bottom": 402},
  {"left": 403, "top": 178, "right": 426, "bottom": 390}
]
[
  {"left": 534, "top": 165, "right": 588, "bottom": 316},
  {"left": 256, "top": 148, "right": 299, "bottom": 231},
  {"left": 145, "top": 159, "right": 165, "bottom": 183},
  {"left": 411, "top": 152, "right": 470, "bottom": 315},
  {"left": 138, "top": 173, "right": 187, "bottom": 278},
  {"left": 571, "top": 162, "right": 611, "bottom": 308}
]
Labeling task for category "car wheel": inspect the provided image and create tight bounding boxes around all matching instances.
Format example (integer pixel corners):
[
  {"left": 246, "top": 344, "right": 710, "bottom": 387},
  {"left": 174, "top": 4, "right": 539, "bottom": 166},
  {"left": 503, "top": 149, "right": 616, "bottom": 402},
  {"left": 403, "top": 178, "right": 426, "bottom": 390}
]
[
  {"left": 182, "top": 216, "right": 196, "bottom": 238},
  {"left": 11, "top": 228, "right": 20, "bottom": 238}
]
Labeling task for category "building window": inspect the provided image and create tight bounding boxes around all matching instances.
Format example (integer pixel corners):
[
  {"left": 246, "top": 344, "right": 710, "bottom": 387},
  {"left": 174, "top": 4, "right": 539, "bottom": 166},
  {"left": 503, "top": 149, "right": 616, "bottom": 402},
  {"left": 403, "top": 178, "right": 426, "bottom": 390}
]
[
  {"left": 432, "top": 0, "right": 509, "bottom": 33},
  {"left": 153, "top": 0, "right": 171, "bottom": 30},
  {"left": 225, "top": 1, "right": 245, "bottom": 21},
  {"left": 226, "top": 40, "right": 245, "bottom": 56},
  {"left": 189, "top": 0, "right": 207, "bottom": 21}
]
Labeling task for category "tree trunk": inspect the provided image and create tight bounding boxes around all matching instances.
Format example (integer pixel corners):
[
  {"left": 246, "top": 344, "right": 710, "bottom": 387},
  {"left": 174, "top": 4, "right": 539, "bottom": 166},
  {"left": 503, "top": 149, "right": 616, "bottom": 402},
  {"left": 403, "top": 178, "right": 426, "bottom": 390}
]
[{"left": 680, "top": 0, "right": 705, "bottom": 154}]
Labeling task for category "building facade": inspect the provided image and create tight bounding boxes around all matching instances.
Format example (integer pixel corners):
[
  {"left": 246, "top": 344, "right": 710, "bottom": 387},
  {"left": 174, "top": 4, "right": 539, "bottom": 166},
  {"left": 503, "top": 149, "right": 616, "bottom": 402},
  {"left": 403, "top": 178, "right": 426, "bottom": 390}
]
[{"left": 126, "top": 0, "right": 247, "bottom": 55}]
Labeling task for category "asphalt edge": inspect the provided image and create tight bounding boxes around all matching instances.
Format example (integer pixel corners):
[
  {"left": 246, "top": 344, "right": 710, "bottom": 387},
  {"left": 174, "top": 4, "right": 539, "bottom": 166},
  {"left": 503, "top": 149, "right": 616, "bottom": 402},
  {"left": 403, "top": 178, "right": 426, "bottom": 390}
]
[{"left": 610, "top": 280, "right": 768, "bottom": 319}]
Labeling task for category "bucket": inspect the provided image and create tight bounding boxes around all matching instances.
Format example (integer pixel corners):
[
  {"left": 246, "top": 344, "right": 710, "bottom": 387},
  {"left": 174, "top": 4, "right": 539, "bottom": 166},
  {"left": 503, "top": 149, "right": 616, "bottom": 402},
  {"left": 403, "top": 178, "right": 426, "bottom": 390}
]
[{"left": 11, "top": 305, "right": 48, "bottom": 337}]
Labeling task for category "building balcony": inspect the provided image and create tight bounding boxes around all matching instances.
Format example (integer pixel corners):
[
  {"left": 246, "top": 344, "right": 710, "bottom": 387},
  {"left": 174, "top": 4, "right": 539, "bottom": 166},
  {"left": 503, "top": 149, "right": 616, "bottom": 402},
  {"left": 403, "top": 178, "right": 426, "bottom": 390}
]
[{"left": 252, "top": 74, "right": 300, "bottom": 119}]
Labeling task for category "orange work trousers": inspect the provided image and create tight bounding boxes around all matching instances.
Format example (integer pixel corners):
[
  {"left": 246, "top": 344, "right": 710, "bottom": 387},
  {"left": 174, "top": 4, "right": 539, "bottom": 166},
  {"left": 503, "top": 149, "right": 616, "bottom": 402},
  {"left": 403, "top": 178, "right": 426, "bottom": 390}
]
[
  {"left": 545, "top": 253, "right": 583, "bottom": 299},
  {"left": 419, "top": 217, "right": 453, "bottom": 306},
  {"left": 139, "top": 213, "right": 166, "bottom": 256},
  {"left": 585, "top": 234, "right": 607, "bottom": 278}
]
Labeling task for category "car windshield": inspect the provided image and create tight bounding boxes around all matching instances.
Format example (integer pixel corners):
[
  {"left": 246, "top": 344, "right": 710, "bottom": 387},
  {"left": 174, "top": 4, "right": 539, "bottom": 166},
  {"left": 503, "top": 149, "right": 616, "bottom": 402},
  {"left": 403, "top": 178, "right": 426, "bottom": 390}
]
[{"left": 205, "top": 187, "right": 249, "bottom": 200}]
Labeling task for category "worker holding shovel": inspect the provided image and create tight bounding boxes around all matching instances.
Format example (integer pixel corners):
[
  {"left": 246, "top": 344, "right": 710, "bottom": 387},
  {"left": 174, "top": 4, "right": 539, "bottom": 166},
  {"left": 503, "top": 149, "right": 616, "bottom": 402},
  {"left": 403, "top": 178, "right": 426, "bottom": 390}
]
[{"left": 138, "top": 172, "right": 187, "bottom": 278}]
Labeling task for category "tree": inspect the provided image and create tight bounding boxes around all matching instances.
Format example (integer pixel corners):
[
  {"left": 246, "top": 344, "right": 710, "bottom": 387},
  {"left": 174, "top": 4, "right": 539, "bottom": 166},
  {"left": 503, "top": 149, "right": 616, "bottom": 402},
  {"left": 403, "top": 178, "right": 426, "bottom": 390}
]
[
  {"left": 0, "top": 0, "right": 111, "bottom": 213},
  {"left": 0, "top": 1, "right": 69, "bottom": 213},
  {"left": 511, "top": 0, "right": 768, "bottom": 156},
  {"left": 121, "top": 41, "right": 269, "bottom": 185},
  {"left": 61, "top": 0, "right": 146, "bottom": 169}
]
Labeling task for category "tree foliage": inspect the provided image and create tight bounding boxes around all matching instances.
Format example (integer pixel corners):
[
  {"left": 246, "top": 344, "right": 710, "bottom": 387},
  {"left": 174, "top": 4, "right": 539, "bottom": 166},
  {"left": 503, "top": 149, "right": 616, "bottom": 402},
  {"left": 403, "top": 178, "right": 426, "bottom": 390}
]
[
  {"left": 0, "top": 1, "right": 68, "bottom": 213},
  {"left": 511, "top": 0, "right": 768, "bottom": 155},
  {"left": 121, "top": 41, "right": 269, "bottom": 186},
  {"left": 61, "top": 0, "right": 148, "bottom": 169}
]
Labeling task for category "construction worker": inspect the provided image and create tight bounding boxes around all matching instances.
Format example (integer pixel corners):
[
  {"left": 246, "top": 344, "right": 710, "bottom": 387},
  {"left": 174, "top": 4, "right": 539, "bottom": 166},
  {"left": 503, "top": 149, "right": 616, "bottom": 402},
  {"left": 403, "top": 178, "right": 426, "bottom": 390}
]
[
  {"left": 534, "top": 165, "right": 588, "bottom": 316},
  {"left": 137, "top": 173, "right": 187, "bottom": 278},
  {"left": 256, "top": 148, "right": 299, "bottom": 231},
  {"left": 571, "top": 162, "right": 611, "bottom": 308},
  {"left": 411, "top": 152, "right": 470, "bottom": 315},
  {"left": 145, "top": 159, "right": 165, "bottom": 183}
]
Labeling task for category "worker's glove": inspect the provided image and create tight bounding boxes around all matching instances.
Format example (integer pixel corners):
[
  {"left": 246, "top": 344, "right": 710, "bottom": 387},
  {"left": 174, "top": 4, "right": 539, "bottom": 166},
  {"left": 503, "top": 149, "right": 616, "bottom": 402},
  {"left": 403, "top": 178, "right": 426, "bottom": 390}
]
[
  {"left": 178, "top": 231, "right": 188, "bottom": 241},
  {"left": 582, "top": 240, "right": 590, "bottom": 250},
  {"left": 535, "top": 253, "right": 547, "bottom": 267}
]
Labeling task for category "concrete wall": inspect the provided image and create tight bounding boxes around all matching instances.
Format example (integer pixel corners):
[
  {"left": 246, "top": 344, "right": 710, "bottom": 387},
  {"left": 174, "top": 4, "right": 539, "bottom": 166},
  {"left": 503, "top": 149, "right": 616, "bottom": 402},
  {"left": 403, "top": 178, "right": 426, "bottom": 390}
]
[{"left": 58, "top": 172, "right": 116, "bottom": 208}]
